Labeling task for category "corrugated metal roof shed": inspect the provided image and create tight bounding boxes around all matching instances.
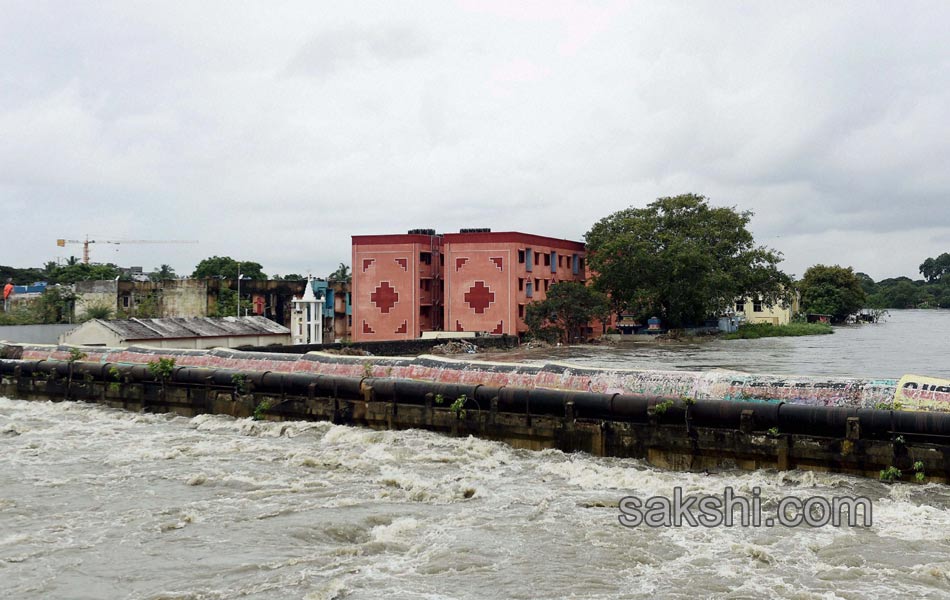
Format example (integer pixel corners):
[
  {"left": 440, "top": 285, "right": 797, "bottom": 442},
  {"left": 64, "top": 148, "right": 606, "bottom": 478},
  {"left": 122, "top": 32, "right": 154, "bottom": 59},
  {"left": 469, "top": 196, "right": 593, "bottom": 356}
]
[{"left": 97, "top": 316, "right": 290, "bottom": 341}]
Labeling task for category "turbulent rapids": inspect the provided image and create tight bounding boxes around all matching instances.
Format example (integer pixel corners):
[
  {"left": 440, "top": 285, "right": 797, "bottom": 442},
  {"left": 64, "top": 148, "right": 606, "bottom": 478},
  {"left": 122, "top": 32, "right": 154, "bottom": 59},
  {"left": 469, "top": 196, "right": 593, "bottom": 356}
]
[{"left": 4, "top": 397, "right": 950, "bottom": 599}]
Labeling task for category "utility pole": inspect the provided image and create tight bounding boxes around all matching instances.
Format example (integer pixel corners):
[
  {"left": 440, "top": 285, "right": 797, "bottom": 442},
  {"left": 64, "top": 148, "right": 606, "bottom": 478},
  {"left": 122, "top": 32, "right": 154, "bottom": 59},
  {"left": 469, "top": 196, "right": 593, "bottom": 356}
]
[{"left": 236, "top": 262, "right": 242, "bottom": 318}]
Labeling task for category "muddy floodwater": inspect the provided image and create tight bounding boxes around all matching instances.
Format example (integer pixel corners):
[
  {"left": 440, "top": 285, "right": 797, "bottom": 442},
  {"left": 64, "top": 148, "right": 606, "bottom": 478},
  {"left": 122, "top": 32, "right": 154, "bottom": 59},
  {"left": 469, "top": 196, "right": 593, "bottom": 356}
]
[
  {"left": 3, "top": 310, "right": 950, "bottom": 598},
  {"left": 4, "top": 397, "right": 950, "bottom": 599},
  {"left": 478, "top": 309, "right": 950, "bottom": 380}
]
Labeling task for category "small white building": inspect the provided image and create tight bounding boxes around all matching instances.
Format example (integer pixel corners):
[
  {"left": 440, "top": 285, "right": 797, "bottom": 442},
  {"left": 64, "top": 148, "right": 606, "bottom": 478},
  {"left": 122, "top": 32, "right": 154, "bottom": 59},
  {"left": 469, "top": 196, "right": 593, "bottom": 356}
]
[
  {"left": 290, "top": 277, "right": 324, "bottom": 345},
  {"left": 59, "top": 316, "right": 291, "bottom": 349}
]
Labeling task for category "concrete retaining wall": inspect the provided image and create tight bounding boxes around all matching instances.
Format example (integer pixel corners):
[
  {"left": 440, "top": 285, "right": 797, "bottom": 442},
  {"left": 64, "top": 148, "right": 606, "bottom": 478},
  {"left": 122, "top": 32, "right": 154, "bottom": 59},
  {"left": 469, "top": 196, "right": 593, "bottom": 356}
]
[
  {"left": 3, "top": 357, "right": 948, "bottom": 482},
  {"left": 3, "top": 341, "right": 941, "bottom": 410},
  {"left": 242, "top": 335, "right": 519, "bottom": 356}
]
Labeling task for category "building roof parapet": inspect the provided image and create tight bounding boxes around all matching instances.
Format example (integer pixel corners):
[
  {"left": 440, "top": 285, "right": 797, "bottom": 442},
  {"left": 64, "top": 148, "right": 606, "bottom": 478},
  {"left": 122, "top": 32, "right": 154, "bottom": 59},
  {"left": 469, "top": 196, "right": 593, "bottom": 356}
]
[
  {"left": 352, "top": 233, "right": 443, "bottom": 246},
  {"left": 442, "top": 231, "right": 585, "bottom": 251}
]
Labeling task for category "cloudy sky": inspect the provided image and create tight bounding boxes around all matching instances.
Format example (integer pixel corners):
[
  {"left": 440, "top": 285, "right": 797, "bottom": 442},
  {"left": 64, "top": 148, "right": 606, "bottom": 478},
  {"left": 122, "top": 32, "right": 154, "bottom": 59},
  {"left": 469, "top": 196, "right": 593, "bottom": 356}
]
[{"left": 3, "top": 1, "right": 948, "bottom": 281}]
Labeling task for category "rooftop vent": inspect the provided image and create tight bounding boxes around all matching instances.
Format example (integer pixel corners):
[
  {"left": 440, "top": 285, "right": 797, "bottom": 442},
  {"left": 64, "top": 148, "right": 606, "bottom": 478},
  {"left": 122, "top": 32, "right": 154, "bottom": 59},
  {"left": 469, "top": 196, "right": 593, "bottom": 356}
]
[
  {"left": 459, "top": 228, "right": 492, "bottom": 233},
  {"left": 408, "top": 228, "right": 437, "bottom": 235}
]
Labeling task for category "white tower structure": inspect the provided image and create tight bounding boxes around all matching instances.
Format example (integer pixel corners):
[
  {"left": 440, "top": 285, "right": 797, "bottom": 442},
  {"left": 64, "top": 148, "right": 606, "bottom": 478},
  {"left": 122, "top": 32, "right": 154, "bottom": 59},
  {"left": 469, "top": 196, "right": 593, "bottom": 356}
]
[{"left": 291, "top": 277, "right": 324, "bottom": 345}]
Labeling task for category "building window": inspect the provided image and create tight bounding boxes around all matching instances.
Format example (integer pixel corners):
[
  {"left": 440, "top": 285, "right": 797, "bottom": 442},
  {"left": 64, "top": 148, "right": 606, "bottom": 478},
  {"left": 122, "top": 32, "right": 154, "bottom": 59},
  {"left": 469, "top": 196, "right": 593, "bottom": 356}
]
[
  {"left": 550, "top": 251, "right": 557, "bottom": 273},
  {"left": 753, "top": 299, "right": 763, "bottom": 312},
  {"left": 518, "top": 304, "right": 525, "bottom": 318},
  {"left": 526, "top": 282, "right": 533, "bottom": 298},
  {"left": 518, "top": 249, "right": 525, "bottom": 264},
  {"left": 572, "top": 253, "right": 579, "bottom": 274},
  {"left": 543, "top": 253, "right": 550, "bottom": 266},
  {"left": 735, "top": 301, "right": 745, "bottom": 313},
  {"left": 544, "top": 279, "right": 550, "bottom": 291},
  {"left": 122, "top": 295, "right": 131, "bottom": 308},
  {"left": 558, "top": 255, "right": 564, "bottom": 268},
  {"left": 579, "top": 257, "right": 585, "bottom": 272},
  {"left": 420, "top": 252, "right": 432, "bottom": 265},
  {"left": 535, "top": 252, "right": 541, "bottom": 266},
  {"left": 440, "top": 254, "right": 444, "bottom": 267},
  {"left": 535, "top": 278, "right": 540, "bottom": 291},
  {"left": 526, "top": 248, "right": 533, "bottom": 272},
  {"left": 518, "top": 277, "right": 524, "bottom": 291}
]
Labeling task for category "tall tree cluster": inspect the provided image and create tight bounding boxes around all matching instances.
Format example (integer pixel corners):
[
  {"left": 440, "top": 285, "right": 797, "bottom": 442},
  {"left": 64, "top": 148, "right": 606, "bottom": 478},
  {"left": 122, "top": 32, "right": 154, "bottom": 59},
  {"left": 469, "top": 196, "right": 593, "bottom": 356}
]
[
  {"left": 919, "top": 253, "right": 950, "bottom": 283},
  {"left": 191, "top": 256, "right": 267, "bottom": 280},
  {"left": 797, "top": 265, "right": 867, "bottom": 322},
  {"left": 584, "top": 194, "right": 791, "bottom": 328}
]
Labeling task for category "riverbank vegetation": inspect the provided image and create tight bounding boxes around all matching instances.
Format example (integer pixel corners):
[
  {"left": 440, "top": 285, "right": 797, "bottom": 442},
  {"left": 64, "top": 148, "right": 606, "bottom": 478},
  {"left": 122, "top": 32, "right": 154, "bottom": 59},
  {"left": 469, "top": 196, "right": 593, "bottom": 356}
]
[
  {"left": 525, "top": 282, "right": 610, "bottom": 343},
  {"left": 856, "top": 254, "right": 950, "bottom": 309},
  {"left": 723, "top": 322, "right": 833, "bottom": 339},
  {"left": 798, "top": 265, "right": 867, "bottom": 322}
]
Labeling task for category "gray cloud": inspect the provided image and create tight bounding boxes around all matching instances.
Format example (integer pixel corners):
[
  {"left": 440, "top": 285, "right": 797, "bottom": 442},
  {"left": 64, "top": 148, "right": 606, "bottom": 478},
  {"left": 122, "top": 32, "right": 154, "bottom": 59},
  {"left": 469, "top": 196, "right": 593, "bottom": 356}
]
[
  {"left": 1, "top": 2, "right": 949, "bottom": 280},
  {"left": 287, "top": 25, "right": 431, "bottom": 77}
]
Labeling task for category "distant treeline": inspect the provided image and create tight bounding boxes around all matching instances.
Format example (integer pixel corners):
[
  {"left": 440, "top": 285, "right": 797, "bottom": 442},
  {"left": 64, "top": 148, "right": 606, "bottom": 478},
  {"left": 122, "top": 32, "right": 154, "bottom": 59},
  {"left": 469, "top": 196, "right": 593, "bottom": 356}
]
[
  {"left": 857, "top": 253, "right": 950, "bottom": 309},
  {"left": 1, "top": 261, "right": 123, "bottom": 285}
]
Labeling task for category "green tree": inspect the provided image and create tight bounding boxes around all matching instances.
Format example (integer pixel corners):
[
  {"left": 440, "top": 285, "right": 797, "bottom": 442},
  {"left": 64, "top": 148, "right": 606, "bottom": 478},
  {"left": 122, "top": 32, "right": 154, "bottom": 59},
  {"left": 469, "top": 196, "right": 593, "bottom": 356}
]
[
  {"left": 919, "top": 253, "right": 950, "bottom": 282},
  {"left": 212, "top": 288, "right": 252, "bottom": 317},
  {"left": 191, "top": 256, "right": 266, "bottom": 280},
  {"left": 329, "top": 263, "right": 351, "bottom": 283},
  {"left": 272, "top": 273, "right": 304, "bottom": 281},
  {"left": 854, "top": 272, "right": 878, "bottom": 297},
  {"left": 935, "top": 283, "right": 950, "bottom": 309},
  {"left": 880, "top": 281, "right": 923, "bottom": 309},
  {"left": 33, "top": 286, "right": 78, "bottom": 323},
  {"left": 585, "top": 194, "right": 791, "bottom": 328},
  {"left": 148, "top": 264, "right": 176, "bottom": 281},
  {"left": 83, "top": 303, "right": 114, "bottom": 320},
  {"left": 0, "top": 265, "right": 45, "bottom": 284},
  {"left": 525, "top": 282, "right": 611, "bottom": 343},
  {"left": 798, "top": 265, "right": 867, "bottom": 322},
  {"left": 49, "top": 262, "right": 119, "bottom": 284}
]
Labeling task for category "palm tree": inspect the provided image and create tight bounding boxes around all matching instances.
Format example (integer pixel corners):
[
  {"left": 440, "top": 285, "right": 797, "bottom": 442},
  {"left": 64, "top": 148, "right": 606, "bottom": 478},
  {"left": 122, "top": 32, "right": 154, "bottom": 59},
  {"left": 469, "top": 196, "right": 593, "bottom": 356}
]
[
  {"left": 329, "top": 263, "right": 351, "bottom": 283},
  {"left": 155, "top": 264, "right": 176, "bottom": 280}
]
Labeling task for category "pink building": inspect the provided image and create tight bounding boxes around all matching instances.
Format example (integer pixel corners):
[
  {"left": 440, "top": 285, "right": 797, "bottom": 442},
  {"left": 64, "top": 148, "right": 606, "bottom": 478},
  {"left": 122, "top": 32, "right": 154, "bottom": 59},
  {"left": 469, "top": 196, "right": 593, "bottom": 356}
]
[
  {"left": 352, "top": 229, "right": 586, "bottom": 341},
  {"left": 352, "top": 230, "right": 444, "bottom": 341}
]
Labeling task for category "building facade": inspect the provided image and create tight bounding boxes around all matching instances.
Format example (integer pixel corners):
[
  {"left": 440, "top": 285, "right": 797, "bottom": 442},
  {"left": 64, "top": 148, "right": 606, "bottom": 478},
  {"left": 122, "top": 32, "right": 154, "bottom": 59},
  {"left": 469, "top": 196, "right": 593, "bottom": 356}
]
[
  {"left": 290, "top": 278, "right": 324, "bottom": 345},
  {"left": 443, "top": 231, "right": 586, "bottom": 337},
  {"left": 734, "top": 293, "right": 800, "bottom": 325},
  {"left": 74, "top": 279, "right": 352, "bottom": 340},
  {"left": 59, "top": 316, "right": 291, "bottom": 349},
  {"left": 352, "top": 230, "right": 444, "bottom": 341},
  {"left": 352, "top": 229, "right": 586, "bottom": 341}
]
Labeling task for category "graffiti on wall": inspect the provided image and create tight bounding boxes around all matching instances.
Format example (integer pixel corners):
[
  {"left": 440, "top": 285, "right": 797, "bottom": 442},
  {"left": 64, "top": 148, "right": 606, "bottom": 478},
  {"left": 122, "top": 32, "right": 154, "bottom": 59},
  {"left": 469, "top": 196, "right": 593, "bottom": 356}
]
[
  {"left": 895, "top": 374, "right": 950, "bottom": 410},
  {"left": 9, "top": 342, "right": 944, "bottom": 412}
]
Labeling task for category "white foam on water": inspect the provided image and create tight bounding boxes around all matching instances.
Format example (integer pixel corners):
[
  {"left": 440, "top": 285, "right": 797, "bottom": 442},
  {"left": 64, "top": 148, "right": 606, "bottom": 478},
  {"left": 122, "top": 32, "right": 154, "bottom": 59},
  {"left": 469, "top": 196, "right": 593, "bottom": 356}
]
[{"left": 3, "top": 396, "right": 950, "bottom": 599}]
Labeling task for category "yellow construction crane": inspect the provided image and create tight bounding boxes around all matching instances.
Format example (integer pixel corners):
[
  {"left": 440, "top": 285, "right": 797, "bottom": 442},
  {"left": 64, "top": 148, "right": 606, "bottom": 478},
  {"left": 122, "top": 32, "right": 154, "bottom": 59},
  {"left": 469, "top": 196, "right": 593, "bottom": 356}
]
[{"left": 56, "top": 236, "right": 199, "bottom": 264}]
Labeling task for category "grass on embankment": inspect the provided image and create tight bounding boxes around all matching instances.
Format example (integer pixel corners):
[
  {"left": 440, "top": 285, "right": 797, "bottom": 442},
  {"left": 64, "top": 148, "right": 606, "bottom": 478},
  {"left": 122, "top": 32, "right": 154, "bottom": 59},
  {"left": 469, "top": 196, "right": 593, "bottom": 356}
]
[{"left": 723, "top": 322, "right": 833, "bottom": 340}]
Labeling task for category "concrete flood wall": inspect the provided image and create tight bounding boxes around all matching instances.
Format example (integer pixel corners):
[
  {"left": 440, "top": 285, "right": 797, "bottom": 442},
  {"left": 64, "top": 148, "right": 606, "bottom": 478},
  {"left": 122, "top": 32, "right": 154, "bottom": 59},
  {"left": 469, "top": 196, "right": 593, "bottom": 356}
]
[
  {"left": 3, "top": 341, "right": 939, "bottom": 410},
  {"left": 243, "top": 335, "right": 520, "bottom": 356},
  {"left": 3, "top": 356, "right": 950, "bottom": 482},
  {"left": 2, "top": 342, "right": 950, "bottom": 482}
]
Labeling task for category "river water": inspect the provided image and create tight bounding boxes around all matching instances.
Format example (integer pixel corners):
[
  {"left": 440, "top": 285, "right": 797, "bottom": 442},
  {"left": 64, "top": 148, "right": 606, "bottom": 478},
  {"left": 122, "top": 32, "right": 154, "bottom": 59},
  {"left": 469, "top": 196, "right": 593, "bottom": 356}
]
[
  {"left": 3, "top": 310, "right": 950, "bottom": 599},
  {"left": 3, "top": 398, "right": 950, "bottom": 599},
  {"left": 480, "top": 309, "right": 950, "bottom": 380}
]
